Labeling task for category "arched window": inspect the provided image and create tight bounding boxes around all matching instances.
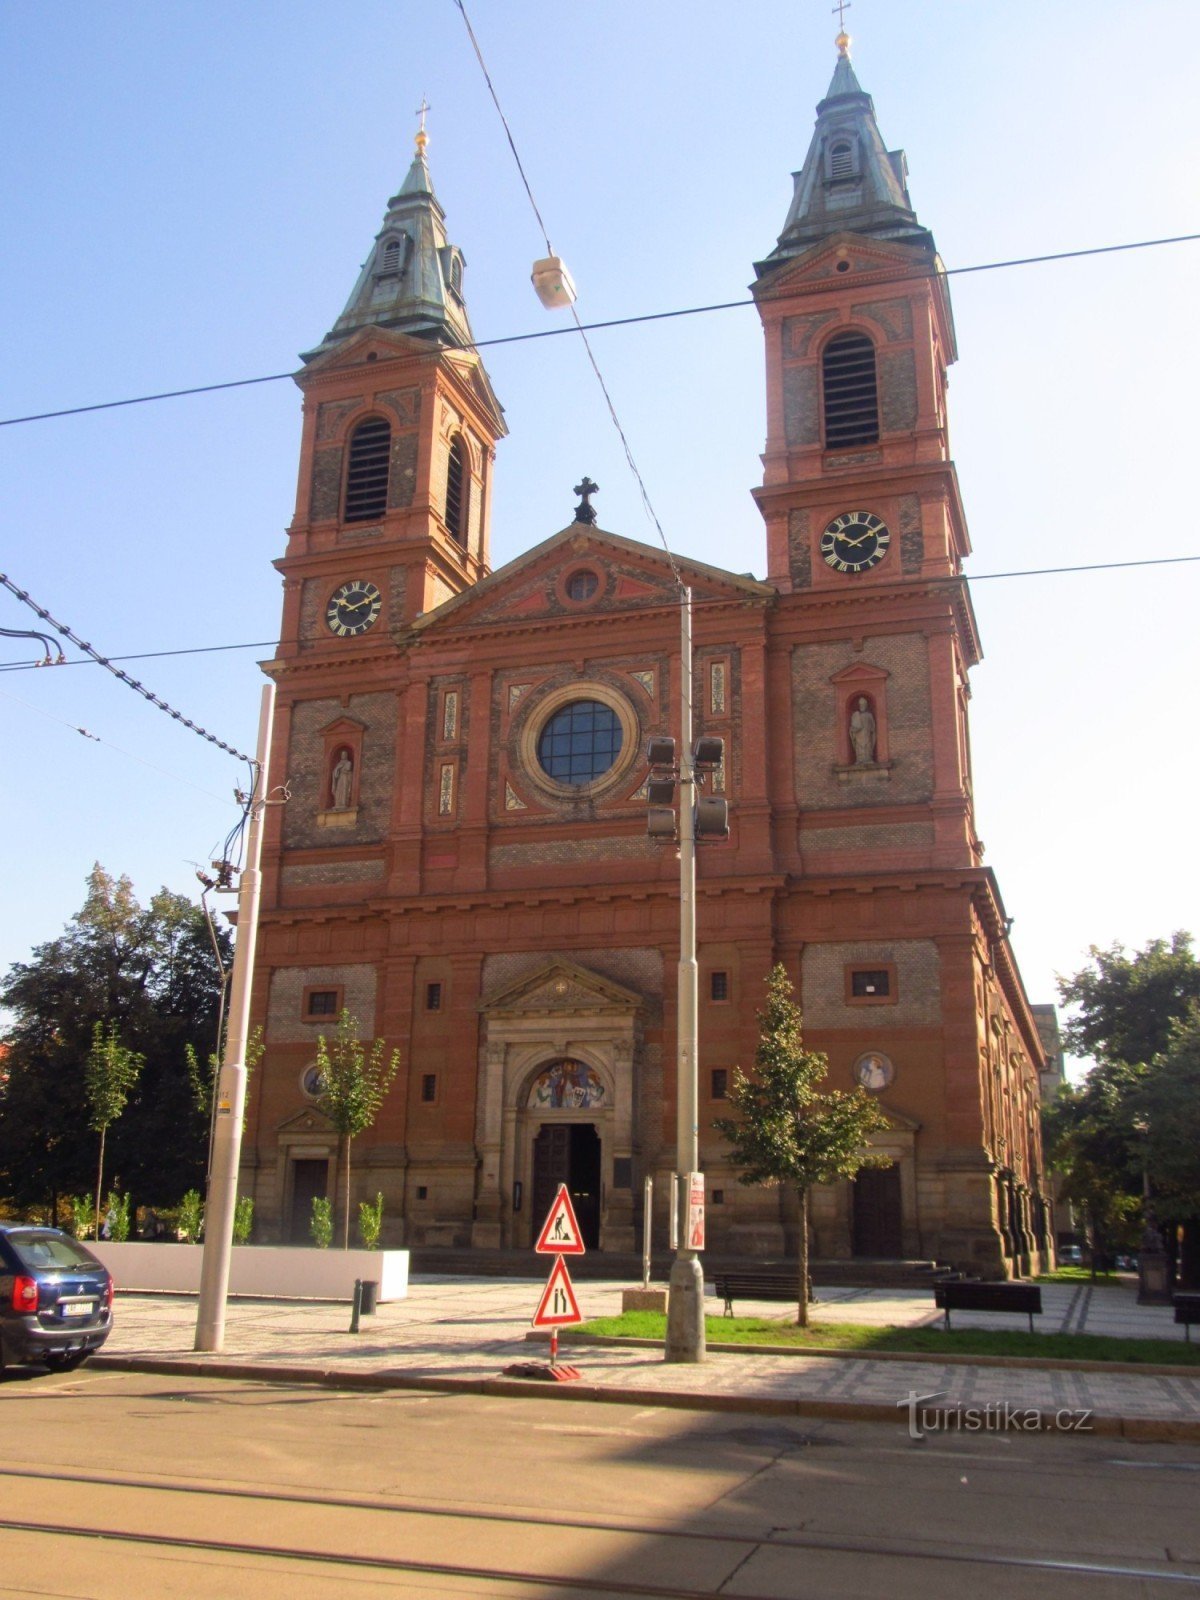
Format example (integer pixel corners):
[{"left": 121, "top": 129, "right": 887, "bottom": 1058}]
[
  {"left": 828, "top": 139, "right": 856, "bottom": 180},
  {"left": 822, "top": 332, "right": 879, "bottom": 449},
  {"left": 380, "top": 237, "right": 404, "bottom": 275},
  {"left": 343, "top": 417, "right": 391, "bottom": 522},
  {"left": 445, "top": 435, "right": 469, "bottom": 546}
]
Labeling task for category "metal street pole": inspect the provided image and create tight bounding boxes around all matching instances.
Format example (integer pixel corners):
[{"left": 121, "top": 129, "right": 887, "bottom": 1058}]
[
  {"left": 665, "top": 587, "right": 706, "bottom": 1363},
  {"left": 195, "top": 681, "right": 275, "bottom": 1352}
]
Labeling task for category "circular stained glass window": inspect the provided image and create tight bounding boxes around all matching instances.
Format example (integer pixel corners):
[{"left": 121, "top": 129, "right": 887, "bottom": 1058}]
[{"left": 537, "top": 699, "right": 622, "bottom": 786}]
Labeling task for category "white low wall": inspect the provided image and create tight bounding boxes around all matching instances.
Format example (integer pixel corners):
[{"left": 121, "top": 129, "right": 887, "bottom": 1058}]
[{"left": 90, "top": 1242, "right": 409, "bottom": 1302}]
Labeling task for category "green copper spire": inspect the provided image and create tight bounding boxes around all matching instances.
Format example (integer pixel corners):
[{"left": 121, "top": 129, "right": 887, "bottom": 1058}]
[
  {"left": 756, "top": 33, "right": 934, "bottom": 274},
  {"left": 303, "top": 110, "right": 474, "bottom": 361}
]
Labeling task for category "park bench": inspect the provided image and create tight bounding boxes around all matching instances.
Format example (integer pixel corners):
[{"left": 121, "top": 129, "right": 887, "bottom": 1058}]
[
  {"left": 933, "top": 1279, "right": 1042, "bottom": 1333},
  {"left": 712, "top": 1269, "right": 806, "bottom": 1316},
  {"left": 1173, "top": 1292, "right": 1200, "bottom": 1344}
]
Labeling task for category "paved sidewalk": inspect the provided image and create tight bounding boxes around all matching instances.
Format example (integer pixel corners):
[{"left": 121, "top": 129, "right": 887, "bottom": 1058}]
[{"left": 88, "top": 1274, "right": 1200, "bottom": 1440}]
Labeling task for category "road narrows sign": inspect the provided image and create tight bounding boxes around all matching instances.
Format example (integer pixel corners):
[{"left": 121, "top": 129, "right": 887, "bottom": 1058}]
[
  {"left": 532, "top": 1255, "right": 583, "bottom": 1328},
  {"left": 534, "top": 1182, "right": 586, "bottom": 1255}
]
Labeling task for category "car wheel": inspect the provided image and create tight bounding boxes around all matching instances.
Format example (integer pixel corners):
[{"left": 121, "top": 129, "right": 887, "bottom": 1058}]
[{"left": 43, "top": 1351, "right": 88, "bottom": 1373}]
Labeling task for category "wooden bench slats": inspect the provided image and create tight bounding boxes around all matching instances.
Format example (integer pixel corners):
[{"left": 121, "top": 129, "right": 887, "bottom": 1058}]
[
  {"left": 712, "top": 1271, "right": 801, "bottom": 1316},
  {"left": 933, "top": 1281, "right": 1042, "bottom": 1333}
]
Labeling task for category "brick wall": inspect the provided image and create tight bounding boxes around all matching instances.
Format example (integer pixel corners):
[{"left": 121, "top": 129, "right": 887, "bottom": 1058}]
[
  {"left": 283, "top": 691, "right": 397, "bottom": 849},
  {"left": 267, "top": 963, "right": 378, "bottom": 1041},
  {"left": 800, "top": 939, "right": 941, "bottom": 1028}
]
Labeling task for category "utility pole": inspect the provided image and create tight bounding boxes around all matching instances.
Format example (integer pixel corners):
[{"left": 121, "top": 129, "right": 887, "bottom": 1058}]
[
  {"left": 195, "top": 682, "right": 275, "bottom": 1352},
  {"left": 646, "top": 589, "right": 726, "bottom": 1363}
]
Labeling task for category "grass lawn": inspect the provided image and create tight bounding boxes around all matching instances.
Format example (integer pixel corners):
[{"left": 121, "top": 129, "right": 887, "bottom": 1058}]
[
  {"left": 575, "top": 1311, "right": 1198, "bottom": 1366},
  {"left": 1036, "top": 1266, "right": 1119, "bottom": 1285}
]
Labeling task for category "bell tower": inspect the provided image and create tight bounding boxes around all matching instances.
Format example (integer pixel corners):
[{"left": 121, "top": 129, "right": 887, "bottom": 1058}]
[
  {"left": 752, "top": 30, "right": 980, "bottom": 870},
  {"left": 274, "top": 117, "right": 506, "bottom": 659}
]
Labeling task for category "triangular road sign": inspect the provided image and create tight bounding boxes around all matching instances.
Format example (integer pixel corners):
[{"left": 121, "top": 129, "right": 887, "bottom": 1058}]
[
  {"left": 534, "top": 1183, "right": 586, "bottom": 1255},
  {"left": 532, "top": 1255, "right": 583, "bottom": 1328}
]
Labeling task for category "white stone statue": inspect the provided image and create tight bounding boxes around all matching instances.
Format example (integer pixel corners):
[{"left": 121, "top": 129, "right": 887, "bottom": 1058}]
[
  {"left": 331, "top": 751, "right": 354, "bottom": 810},
  {"left": 850, "top": 697, "right": 877, "bottom": 765}
]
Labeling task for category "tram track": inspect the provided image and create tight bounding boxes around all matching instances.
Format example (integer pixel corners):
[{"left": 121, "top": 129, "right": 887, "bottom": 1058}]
[{"left": 3, "top": 1464, "right": 1199, "bottom": 1594}]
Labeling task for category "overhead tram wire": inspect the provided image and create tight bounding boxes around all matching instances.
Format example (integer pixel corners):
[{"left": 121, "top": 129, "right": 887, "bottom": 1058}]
[
  {"left": 0, "top": 571, "right": 256, "bottom": 769},
  {"left": 452, "top": 0, "right": 683, "bottom": 584},
  {"left": 2, "top": 232, "right": 1195, "bottom": 431},
  {"left": 0, "top": 552, "right": 1197, "bottom": 676}
]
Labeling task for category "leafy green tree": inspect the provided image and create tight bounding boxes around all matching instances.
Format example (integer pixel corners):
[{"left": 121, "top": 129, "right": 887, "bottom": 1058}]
[
  {"left": 0, "top": 865, "right": 231, "bottom": 1216},
  {"left": 1052, "top": 934, "right": 1200, "bottom": 1282},
  {"left": 315, "top": 1011, "right": 400, "bottom": 1248},
  {"left": 714, "top": 966, "right": 892, "bottom": 1325},
  {"left": 85, "top": 1021, "right": 143, "bottom": 1239}
]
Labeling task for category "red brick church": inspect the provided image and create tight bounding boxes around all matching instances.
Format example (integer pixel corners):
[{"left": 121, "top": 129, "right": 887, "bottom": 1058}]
[{"left": 244, "top": 39, "right": 1052, "bottom": 1276}]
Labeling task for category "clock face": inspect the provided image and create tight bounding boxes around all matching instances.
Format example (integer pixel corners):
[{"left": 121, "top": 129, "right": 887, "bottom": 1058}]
[
  {"left": 820, "top": 511, "right": 891, "bottom": 574},
  {"left": 326, "top": 580, "right": 382, "bottom": 638}
]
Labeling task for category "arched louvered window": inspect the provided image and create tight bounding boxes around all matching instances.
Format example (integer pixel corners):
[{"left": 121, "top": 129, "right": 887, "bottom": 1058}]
[
  {"left": 445, "top": 435, "right": 469, "bottom": 546},
  {"left": 344, "top": 417, "right": 391, "bottom": 522},
  {"left": 829, "top": 139, "right": 856, "bottom": 180},
  {"left": 822, "top": 332, "right": 879, "bottom": 449},
  {"left": 381, "top": 237, "right": 403, "bottom": 275}
]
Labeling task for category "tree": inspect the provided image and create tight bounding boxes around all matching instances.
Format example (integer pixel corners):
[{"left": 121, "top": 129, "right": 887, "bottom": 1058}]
[
  {"left": 314, "top": 1010, "right": 400, "bottom": 1249},
  {"left": 1052, "top": 934, "right": 1200, "bottom": 1283},
  {"left": 714, "top": 966, "right": 892, "bottom": 1325},
  {"left": 84, "top": 1021, "right": 143, "bottom": 1238},
  {"left": 0, "top": 865, "right": 231, "bottom": 1216}
]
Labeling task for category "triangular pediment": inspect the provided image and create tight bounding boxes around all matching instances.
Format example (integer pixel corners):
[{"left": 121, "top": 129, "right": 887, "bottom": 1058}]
[
  {"left": 318, "top": 713, "right": 368, "bottom": 737},
  {"left": 481, "top": 958, "right": 643, "bottom": 1018},
  {"left": 410, "top": 523, "right": 773, "bottom": 640},
  {"left": 299, "top": 323, "right": 443, "bottom": 380},
  {"left": 276, "top": 1104, "right": 337, "bottom": 1137},
  {"left": 754, "top": 231, "right": 929, "bottom": 299},
  {"left": 873, "top": 1102, "right": 922, "bottom": 1134}
]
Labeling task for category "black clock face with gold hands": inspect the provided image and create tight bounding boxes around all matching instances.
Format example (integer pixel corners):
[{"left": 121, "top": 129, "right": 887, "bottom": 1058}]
[
  {"left": 821, "top": 511, "right": 891, "bottom": 574},
  {"left": 326, "top": 580, "right": 382, "bottom": 638}
]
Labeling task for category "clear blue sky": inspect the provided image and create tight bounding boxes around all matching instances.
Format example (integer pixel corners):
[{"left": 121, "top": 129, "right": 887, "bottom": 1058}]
[{"left": 2, "top": 1, "right": 1197, "bottom": 1046}]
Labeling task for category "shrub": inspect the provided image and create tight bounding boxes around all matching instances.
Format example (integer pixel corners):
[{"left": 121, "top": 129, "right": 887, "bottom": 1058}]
[
  {"left": 310, "top": 1195, "right": 333, "bottom": 1249},
  {"left": 177, "top": 1189, "right": 204, "bottom": 1243},
  {"left": 358, "top": 1192, "right": 384, "bottom": 1250},
  {"left": 105, "top": 1191, "right": 132, "bottom": 1241},
  {"left": 233, "top": 1195, "right": 254, "bottom": 1245}
]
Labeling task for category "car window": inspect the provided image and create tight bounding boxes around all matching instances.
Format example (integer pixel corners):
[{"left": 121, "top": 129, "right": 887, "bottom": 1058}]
[{"left": 8, "top": 1233, "right": 103, "bottom": 1272}]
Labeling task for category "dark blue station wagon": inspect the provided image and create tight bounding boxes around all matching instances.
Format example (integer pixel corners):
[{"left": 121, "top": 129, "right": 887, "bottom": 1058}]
[{"left": 0, "top": 1226, "right": 113, "bottom": 1374}]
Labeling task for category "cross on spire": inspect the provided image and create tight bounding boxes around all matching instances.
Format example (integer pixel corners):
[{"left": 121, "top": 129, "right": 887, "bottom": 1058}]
[
  {"left": 832, "top": 0, "right": 852, "bottom": 54},
  {"left": 572, "top": 477, "right": 599, "bottom": 526},
  {"left": 414, "top": 94, "right": 430, "bottom": 154}
]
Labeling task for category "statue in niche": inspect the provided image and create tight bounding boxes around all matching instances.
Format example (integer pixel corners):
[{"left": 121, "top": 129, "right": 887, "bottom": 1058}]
[
  {"left": 330, "top": 749, "right": 354, "bottom": 810},
  {"left": 849, "top": 696, "right": 877, "bottom": 765}
]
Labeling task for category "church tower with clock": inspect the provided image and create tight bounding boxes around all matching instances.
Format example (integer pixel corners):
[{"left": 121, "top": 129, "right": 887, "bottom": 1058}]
[{"left": 246, "top": 43, "right": 1051, "bottom": 1279}]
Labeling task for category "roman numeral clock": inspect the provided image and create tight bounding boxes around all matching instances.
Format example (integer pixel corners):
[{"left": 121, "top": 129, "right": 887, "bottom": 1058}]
[
  {"left": 326, "top": 579, "right": 382, "bottom": 638},
  {"left": 820, "top": 511, "right": 891, "bottom": 574}
]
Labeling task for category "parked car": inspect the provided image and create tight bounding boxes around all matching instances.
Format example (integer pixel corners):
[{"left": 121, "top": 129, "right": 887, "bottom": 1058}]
[
  {"left": 1058, "top": 1244, "right": 1083, "bottom": 1265},
  {"left": 0, "top": 1226, "right": 113, "bottom": 1374}
]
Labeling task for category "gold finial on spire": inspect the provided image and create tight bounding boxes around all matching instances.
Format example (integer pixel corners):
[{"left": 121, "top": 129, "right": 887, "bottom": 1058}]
[
  {"left": 415, "top": 94, "right": 430, "bottom": 155},
  {"left": 832, "top": 0, "right": 852, "bottom": 56}
]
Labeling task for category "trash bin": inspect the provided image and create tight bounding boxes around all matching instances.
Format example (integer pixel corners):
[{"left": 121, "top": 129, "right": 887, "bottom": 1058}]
[{"left": 359, "top": 1280, "right": 379, "bottom": 1315}]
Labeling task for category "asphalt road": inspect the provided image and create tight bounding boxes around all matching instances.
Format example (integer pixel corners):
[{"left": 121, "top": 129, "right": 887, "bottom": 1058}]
[{"left": 2, "top": 1368, "right": 1199, "bottom": 1598}]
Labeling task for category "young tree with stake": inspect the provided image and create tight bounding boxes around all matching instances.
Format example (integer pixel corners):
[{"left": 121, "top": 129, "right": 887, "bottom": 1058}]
[
  {"left": 84, "top": 1021, "right": 143, "bottom": 1241},
  {"left": 715, "top": 966, "right": 892, "bottom": 1326},
  {"left": 315, "top": 1011, "right": 400, "bottom": 1249}
]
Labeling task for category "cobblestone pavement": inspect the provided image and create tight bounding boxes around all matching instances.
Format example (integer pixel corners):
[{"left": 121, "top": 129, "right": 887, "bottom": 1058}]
[{"left": 90, "top": 1275, "right": 1200, "bottom": 1437}]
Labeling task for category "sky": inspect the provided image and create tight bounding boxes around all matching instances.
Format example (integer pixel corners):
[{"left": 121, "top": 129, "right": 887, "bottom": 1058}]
[{"left": 2, "top": 1, "right": 1197, "bottom": 1059}]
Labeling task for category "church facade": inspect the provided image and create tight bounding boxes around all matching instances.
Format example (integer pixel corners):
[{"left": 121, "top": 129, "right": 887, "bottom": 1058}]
[{"left": 243, "top": 45, "right": 1052, "bottom": 1276}]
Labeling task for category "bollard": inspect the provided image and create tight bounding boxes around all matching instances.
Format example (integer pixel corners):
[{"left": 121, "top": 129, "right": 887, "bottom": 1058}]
[{"left": 349, "top": 1278, "right": 362, "bottom": 1334}]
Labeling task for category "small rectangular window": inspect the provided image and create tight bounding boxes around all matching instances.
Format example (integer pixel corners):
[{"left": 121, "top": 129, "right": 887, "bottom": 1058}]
[
  {"left": 426, "top": 982, "right": 443, "bottom": 1012},
  {"left": 845, "top": 964, "right": 896, "bottom": 1005},
  {"left": 711, "top": 1068, "right": 728, "bottom": 1101},
  {"left": 712, "top": 1189, "right": 725, "bottom": 1206},
  {"left": 421, "top": 1073, "right": 437, "bottom": 1103},
  {"left": 710, "top": 971, "right": 729, "bottom": 1003},
  {"left": 416, "top": 1186, "right": 428, "bottom": 1201},
  {"left": 304, "top": 988, "right": 341, "bottom": 1018}
]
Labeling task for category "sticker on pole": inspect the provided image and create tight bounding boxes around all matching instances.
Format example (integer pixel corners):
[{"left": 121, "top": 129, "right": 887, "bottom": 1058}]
[
  {"left": 535, "top": 1183, "right": 586, "bottom": 1255},
  {"left": 687, "top": 1170, "right": 705, "bottom": 1251},
  {"left": 532, "top": 1255, "right": 583, "bottom": 1327}
]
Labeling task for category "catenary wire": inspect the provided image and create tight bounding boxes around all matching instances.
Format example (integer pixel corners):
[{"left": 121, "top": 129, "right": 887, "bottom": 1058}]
[
  {"left": 0, "top": 571, "right": 255, "bottom": 766},
  {"left": 0, "top": 232, "right": 1196, "bottom": 431},
  {"left": 452, "top": 0, "right": 683, "bottom": 584},
  {"left": 0, "top": 554, "right": 1195, "bottom": 674}
]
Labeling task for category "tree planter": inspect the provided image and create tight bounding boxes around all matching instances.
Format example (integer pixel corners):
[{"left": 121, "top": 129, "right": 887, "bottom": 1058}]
[{"left": 90, "top": 1242, "right": 409, "bottom": 1302}]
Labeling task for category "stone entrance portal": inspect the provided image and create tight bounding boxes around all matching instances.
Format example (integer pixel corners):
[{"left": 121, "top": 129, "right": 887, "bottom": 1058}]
[{"left": 531, "top": 1122, "right": 601, "bottom": 1250}]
